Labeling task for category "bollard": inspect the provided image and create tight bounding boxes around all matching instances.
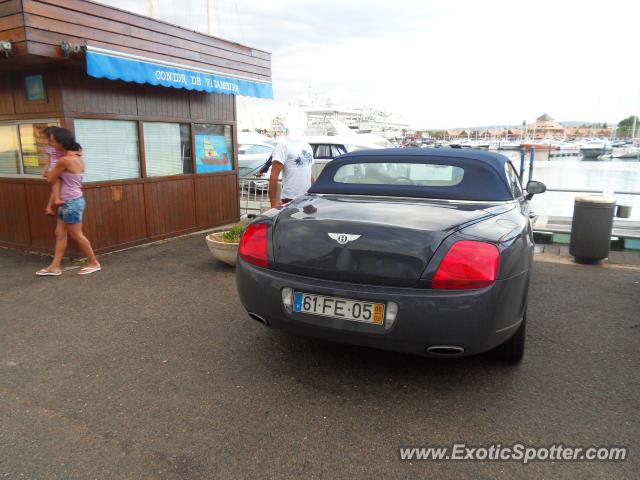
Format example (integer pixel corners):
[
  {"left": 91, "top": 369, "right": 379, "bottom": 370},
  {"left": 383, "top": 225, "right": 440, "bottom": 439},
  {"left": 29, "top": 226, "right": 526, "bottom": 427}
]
[
  {"left": 528, "top": 146, "right": 535, "bottom": 182},
  {"left": 519, "top": 149, "right": 526, "bottom": 183}
]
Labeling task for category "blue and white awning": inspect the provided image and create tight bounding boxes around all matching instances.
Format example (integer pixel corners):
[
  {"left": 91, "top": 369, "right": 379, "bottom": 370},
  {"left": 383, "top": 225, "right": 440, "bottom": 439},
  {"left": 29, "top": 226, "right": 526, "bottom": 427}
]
[{"left": 85, "top": 46, "right": 273, "bottom": 100}]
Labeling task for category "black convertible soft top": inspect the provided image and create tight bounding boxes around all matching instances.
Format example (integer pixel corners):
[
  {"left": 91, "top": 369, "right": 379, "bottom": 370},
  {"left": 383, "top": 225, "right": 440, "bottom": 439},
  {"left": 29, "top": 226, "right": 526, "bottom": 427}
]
[{"left": 308, "top": 148, "right": 515, "bottom": 201}]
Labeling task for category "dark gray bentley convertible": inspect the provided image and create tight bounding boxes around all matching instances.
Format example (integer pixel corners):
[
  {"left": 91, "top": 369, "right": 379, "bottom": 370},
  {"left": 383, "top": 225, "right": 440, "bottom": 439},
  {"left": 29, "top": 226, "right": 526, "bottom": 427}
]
[{"left": 236, "top": 149, "right": 546, "bottom": 362}]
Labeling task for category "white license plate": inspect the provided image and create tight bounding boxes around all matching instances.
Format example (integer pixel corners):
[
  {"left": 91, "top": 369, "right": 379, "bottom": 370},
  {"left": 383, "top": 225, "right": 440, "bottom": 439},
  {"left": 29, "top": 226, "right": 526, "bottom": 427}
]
[{"left": 293, "top": 291, "right": 384, "bottom": 325}]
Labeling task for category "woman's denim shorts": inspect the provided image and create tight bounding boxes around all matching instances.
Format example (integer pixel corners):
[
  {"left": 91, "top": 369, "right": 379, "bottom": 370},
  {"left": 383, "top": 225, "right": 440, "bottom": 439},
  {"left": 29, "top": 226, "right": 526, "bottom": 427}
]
[{"left": 58, "top": 197, "right": 86, "bottom": 224}]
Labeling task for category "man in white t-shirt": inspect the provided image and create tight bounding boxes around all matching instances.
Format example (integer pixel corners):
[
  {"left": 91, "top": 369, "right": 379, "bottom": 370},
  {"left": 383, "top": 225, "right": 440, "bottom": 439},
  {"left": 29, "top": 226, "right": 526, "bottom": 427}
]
[{"left": 269, "top": 117, "right": 314, "bottom": 207}]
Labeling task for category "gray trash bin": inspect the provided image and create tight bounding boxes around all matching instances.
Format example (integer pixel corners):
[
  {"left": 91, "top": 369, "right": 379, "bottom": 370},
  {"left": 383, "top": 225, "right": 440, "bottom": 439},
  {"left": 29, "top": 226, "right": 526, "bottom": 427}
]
[{"left": 569, "top": 195, "right": 616, "bottom": 262}]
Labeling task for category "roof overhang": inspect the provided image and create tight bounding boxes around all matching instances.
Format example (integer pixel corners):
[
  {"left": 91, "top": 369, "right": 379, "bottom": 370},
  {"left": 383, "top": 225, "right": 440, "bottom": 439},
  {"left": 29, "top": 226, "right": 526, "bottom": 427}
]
[{"left": 86, "top": 46, "right": 273, "bottom": 100}]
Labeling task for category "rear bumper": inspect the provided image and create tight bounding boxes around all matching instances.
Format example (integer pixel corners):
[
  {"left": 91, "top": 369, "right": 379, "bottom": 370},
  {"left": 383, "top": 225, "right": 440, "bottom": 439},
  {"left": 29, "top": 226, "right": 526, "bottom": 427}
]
[{"left": 236, "top": 259, "right": 529, "bottom": 357}]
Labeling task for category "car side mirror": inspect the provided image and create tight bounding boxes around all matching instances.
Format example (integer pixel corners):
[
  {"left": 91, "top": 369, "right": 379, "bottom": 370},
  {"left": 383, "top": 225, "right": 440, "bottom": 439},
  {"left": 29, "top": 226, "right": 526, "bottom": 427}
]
[{"left": 525, "top": 180, "right": 546, "bottom": 200}]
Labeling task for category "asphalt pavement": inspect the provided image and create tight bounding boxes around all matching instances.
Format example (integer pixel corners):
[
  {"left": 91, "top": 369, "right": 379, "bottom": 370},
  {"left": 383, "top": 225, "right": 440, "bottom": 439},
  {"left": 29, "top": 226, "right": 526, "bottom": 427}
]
[{"left": 0, "top": 235, "right": 639, "bottom": 479}]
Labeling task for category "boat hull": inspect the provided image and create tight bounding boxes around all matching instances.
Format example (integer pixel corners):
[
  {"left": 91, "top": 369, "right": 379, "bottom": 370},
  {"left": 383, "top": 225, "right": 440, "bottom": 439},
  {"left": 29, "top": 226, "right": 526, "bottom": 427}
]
[
  {"left": 580, "top": 147, "right": 610, "bottom": 158},
  {"left": 611, "top": 148, "right": 640, "bottom": 159},
  {"left": 521, "top": 143, "right": 560, "bottom": 151}
]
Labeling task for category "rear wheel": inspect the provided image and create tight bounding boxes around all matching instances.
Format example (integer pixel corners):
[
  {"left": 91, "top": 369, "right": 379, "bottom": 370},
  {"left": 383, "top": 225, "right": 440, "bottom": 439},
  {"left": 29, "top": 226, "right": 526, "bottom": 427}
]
[{"left": 491, "top": 308, "right": 526, "bottom": 363}]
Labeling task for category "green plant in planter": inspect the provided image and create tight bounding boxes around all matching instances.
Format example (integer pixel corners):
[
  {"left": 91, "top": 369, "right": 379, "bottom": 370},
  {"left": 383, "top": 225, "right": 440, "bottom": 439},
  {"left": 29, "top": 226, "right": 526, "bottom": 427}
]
[{"left": 222, "top": 224, "right": 245, "bottom": 243}]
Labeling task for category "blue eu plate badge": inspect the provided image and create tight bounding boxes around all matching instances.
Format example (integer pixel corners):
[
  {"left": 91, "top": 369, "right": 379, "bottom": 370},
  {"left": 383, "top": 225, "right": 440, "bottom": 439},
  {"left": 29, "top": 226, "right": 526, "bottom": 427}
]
[{"left": 293, "top": 292, "right": 303, "bottom": 312}]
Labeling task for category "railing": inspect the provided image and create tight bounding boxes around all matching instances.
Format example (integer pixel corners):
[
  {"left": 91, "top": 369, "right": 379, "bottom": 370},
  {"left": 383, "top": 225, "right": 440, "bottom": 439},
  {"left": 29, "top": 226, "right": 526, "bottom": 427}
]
[
  {"left": 239, "top": 176, "right": 273, "bottom": 215},
  {"left": 545, "top": 188, "right": 640, "bottom": 196}
]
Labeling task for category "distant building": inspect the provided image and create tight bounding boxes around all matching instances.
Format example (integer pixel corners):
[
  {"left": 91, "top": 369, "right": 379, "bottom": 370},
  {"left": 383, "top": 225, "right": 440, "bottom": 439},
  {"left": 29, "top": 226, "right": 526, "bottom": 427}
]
[{"left": 527, "top": 114, "right": 565, "bottom": 139}]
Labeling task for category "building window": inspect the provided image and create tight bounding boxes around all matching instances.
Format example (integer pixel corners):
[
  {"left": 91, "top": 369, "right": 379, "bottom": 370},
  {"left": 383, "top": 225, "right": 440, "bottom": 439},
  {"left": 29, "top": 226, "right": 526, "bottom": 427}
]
[
  {"left": 143, "top": 122, "right": 192, "bottom": 177},
  {"left": 75, "top": 119, "right": 140, "bottom": 182},
  {"left": 193, "top": 124, "right": 233, "bottom": 174},
  {"left": 0, "top": 121, "right": 59, "bottom": 176},
  {"left": 0, "top": 125, "right": 20, "bottom": 175}
]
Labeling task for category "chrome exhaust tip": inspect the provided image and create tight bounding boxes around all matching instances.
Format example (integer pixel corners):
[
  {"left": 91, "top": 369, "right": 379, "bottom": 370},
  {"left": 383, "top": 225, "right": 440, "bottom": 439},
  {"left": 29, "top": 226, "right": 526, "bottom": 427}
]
[
  {"left": 426, "top": 345, "right": 465, "bottom": 356},
  {"left": 248, "top": 312, "right": 269, "bottom": 326}
]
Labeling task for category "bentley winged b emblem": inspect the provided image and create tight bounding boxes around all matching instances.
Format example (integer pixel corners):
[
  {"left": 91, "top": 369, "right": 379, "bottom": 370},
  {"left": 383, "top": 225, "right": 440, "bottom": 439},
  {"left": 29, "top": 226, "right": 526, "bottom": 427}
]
[{"left": 328, "top": 233, "right": 361, "bottom": 245}]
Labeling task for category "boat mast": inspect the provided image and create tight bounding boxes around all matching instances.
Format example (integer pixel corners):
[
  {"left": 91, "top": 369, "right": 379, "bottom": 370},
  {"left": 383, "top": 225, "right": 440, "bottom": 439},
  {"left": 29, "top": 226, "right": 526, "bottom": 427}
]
[{"left": 207, "top": 0, "right": 214, "bottom": 35}]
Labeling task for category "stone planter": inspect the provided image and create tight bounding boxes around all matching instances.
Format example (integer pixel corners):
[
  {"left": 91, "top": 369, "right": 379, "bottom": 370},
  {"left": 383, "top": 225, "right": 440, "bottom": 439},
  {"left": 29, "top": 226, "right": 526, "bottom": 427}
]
[{"left": 205, "top": 232, "right": 239, "bottom": 266}]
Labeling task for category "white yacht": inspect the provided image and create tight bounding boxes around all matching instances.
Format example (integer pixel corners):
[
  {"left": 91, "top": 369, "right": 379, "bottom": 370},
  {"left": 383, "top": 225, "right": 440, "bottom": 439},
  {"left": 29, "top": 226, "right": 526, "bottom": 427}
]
[
  {"left": 499, "top": 141, "right": 522, "bottom": 150},
  {"left": 611, "top": 146, "right": 640, "bottom": 159},
  {"left": 579, "top": 140, "right": 612, "bottom": 159}
]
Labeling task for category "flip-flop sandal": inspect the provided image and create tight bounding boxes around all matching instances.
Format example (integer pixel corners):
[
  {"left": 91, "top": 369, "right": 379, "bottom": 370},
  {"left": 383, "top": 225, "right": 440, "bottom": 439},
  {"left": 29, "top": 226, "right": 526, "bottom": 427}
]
[
  {"left": 36, "top": 268, "right": 61, "bottom": 276},
  {"left": 78, "top": 266, "right": 102, "bottom": 275}
]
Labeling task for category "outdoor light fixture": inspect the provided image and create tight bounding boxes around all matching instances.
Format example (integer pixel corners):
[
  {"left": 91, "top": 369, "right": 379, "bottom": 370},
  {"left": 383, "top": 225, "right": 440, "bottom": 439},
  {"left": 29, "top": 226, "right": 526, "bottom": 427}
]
[
  {"left": 0, "top": 40, "right": 11, "bottom": 57},
  {"left": 61, "top": 41, "right": 86, "bottom": 58}
]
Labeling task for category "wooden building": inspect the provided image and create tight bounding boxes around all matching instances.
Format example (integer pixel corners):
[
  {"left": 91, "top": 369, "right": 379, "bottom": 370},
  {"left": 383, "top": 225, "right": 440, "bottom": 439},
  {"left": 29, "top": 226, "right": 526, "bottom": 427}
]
[{"left": 0, "top": 0, "right": 272, "bottom": 255}]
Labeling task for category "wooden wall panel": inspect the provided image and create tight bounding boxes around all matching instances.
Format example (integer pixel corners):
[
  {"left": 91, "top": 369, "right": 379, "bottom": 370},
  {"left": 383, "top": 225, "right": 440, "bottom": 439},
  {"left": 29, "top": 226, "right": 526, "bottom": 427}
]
[
  {"left": 194, "top": 174, "right": 239, "bottom": 228},
  {"left": 143, "top": 178, "right": 196, "bottom": 238},
  {"left": 0, "top": 12, "right": 23, "bottom": 31},
  {"left": 0, "top": 181, "right": 31, "bottom": 247},
  {"left": 23, "top": 182, "right": 57, "bottom": 251},
  {"left": 82, "top": 184, "right": 147, "bottom": 251},
  {"left": 0, "top": 74, "right": 14, "bottom": 114},
  {"left": 21, "top": 0, "right": 270, "bottom": 68},
  {"left": 0, "top": 26, "right": 25, "bottom": 42},
  {"left": 12, "top": 71, "right": 63, "bottom": 115},
  {"left": 3, "top": 175, "right": 239, "bottom": 255},
  {"left": 59, "top": 70, "right": 138, "bottom": 116},
  {"left": 0, "top": 0, "right": 22, "bottom": 18},
  {"left": 21, "top": 0, "right": 271, "bottom": 81},
  {"left": 136, "top": 85, "right": 190, "bottom": 119},
  {"left": 189, "top": 91, "right": 235, "bottom": 123},
  {"left": 23, "top": 15, "right": 270, "bottom": 79}
]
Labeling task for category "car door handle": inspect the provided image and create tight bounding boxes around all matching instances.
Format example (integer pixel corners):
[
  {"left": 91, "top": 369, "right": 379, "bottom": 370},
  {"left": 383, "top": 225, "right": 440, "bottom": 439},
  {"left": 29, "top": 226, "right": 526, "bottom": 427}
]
[{"left": 528, "top": 212, "right": 536, "bottom": 219}]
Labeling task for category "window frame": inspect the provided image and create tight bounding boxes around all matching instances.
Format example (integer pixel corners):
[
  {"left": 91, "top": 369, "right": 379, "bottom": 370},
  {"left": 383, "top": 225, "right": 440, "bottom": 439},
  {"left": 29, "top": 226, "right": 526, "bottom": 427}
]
[
  {"left": 0, "top": 114, "right": 239, "bottom": 183},
  {"left": 312, "top": 144, "right": 333, "bottom": 160},
  {"left": 141, "top": 121, "right": 194, "bottom": 178},
  {"left": 505, "top": 162, "right": 524, "bottom": 199},
  {"left": 0, "top": 118, "right": 61, "bottom": 178},
  {"left": 192, "top": 123, "right": 235, "bottom": 175},
  {"left": 74, "top": 118, "right": 142, "bottom": 183}
]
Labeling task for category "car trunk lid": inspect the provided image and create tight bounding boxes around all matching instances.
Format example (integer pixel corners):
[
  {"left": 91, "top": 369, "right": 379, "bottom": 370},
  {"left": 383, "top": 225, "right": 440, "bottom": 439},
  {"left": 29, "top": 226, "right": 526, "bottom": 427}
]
[{"left": 271, "top": 195, "right": 503, "bottom": 287}]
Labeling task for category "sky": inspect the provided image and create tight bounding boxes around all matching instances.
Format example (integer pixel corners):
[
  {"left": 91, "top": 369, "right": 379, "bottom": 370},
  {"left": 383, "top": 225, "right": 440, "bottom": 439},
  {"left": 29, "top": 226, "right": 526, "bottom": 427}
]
[{"left": 100, "top": 0, "right": 640, "bottom": 129}]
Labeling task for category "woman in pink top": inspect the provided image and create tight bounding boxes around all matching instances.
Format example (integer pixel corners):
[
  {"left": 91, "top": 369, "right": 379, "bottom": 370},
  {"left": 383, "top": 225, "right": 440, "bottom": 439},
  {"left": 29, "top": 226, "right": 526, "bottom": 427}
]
[{"left": 36, "top": 128, "right": 101, "bottom": 276}]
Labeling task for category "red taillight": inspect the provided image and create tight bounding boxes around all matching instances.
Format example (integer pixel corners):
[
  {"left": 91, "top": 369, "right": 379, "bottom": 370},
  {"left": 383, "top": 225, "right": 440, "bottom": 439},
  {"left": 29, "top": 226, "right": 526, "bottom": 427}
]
[
  {"left": 239, "top": 224, "right": 268, "bottom": 268},
  {"left": 432, "top": 240, "right": 499, "bottom": 289}
]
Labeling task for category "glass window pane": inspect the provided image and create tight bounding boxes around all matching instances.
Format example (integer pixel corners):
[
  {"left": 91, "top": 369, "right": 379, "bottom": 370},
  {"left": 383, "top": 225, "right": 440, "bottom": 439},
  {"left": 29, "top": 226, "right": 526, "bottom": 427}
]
[
  {"left": 144, "top": 122, "right": 192, "bottom": 177},
  {"left": 74, "top": 119, "right": 140, "bottom": 182},
  {"left": 0, "top": 125, "right": 20, "bottom": 175},
  {"left": 334, "top": 162, "right": 464, "bottom": 186},
  {"left": 506, "top": 163, "right": 523, "bottom": 197},
  {"left": 193, "top": 124, "right": 233, "bottom": 174},
  {"left": 19, "top": 122, "right": 59, "bottom": 175},
  {"left": 314, "top": 144, "right": 332, "bottom": 159},
  {"left": 331, "top": 145, "right": 344, "bottom": 158},
  {"left": 239, "top": 144, "right": 273, "bottom": 155}
]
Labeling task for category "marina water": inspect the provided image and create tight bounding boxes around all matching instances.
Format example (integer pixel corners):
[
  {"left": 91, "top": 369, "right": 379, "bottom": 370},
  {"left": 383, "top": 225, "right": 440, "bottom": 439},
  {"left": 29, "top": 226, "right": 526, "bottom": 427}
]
[{"left": 500, "top": 151, "right": 640, "bottom": 221}]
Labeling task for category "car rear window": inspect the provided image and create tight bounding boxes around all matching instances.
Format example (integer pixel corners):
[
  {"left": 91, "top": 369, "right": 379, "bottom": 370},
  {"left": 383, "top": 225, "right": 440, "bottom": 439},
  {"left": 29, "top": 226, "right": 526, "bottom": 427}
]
[{"left": 333, "top": 162, "right": 464, "bottom": 187}]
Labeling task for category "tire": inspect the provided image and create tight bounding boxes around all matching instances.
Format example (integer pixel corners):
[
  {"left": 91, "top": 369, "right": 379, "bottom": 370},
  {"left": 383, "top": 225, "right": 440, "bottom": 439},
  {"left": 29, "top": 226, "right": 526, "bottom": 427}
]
[{"left": 491, "top": 308, "right": 526, "bottom": 363}]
